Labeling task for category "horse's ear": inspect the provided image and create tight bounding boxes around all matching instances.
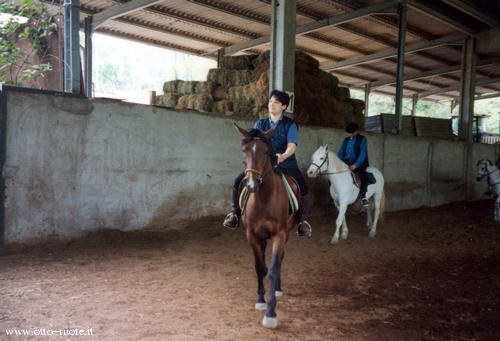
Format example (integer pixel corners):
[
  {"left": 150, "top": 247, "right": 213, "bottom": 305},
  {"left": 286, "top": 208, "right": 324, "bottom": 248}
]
[
  {"left": 263, "top": 124, "right": 277, "bottom": 140},
  {"left": 488, "top": 159, "right": 493, "bottom": 165},
  {"left": 234, "top": 123, "right": 248, "bottom": 137},
  {"left": 324, "top": 144, "right": 328, "bottom": 152}
]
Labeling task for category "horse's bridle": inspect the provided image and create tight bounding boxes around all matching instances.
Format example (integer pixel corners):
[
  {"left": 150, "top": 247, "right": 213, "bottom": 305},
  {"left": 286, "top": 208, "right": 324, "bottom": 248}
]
[
  {"left": 310, "top": 152, "right": 350, "bottom": 176},
  {"left": 244, "top": 138, "right": 276, "bottom": 187},
  {"left": 477, "top": 161, "right": 500, "bottom": 185}
]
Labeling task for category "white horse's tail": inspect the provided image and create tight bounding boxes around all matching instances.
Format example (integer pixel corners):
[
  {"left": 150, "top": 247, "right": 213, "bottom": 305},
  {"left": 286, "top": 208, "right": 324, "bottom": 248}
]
[{"left": 378, "top": 189, "right": 385, "bottom": 222}]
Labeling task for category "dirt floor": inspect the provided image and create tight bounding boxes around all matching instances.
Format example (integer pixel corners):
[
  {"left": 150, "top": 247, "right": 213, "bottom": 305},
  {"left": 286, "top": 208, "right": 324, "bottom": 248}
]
[{"left": 0, "top": 200, "right": 499, "bottom": 341}]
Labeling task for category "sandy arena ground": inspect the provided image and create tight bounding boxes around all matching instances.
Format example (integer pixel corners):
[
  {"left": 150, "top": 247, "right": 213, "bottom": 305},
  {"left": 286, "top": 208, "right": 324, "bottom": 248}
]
[{"left": 0, "top": 200, "right": 499, "bottom": 341}]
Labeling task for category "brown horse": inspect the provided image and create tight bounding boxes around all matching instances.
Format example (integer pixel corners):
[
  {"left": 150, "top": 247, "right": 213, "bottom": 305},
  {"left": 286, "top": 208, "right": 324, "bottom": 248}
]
[{"left": 235, "top": 123, "right": 301, "bottom": 329}]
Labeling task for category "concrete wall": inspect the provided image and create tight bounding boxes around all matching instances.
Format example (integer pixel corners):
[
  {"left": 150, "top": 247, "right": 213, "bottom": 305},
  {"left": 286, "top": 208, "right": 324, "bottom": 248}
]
[{"left": 2, "top": 88, "right": 498, "bottom": 244}]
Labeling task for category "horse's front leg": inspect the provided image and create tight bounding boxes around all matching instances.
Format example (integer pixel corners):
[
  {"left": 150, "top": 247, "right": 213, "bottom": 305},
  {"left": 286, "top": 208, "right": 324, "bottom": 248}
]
[
  {"left": 332, "top": 203, "right": 348, "bottom": 244},
  {"left": 248, "top": 234, "right": 267, "bottom": 310},
  {"left": 262, "top": 233, "right": 285, "bottom": 329},
  {"left": 333, "top": 200, "right": 348, "bottom": 240}
]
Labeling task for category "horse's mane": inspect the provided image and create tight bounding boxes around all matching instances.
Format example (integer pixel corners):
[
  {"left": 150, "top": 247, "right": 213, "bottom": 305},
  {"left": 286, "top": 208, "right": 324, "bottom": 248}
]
[
  {"left": 241, "top": 129, "right": 279, "bottom": 172},
  {"left": 328, "top": 150, "right": 349, "bottom": 172}
]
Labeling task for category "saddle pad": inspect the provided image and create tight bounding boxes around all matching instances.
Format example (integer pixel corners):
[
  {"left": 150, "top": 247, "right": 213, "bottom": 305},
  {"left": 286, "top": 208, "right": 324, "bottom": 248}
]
[
  {"left": 367, "top": 172, "right": 376, "bottom": 184},
  {"left": 281, "top": 173, "right": 299, "bottom": 214}
]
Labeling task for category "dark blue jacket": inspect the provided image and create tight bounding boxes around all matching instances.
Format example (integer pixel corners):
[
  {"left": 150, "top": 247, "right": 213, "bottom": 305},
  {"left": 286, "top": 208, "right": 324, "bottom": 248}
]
[
  {"left": 254, "top": 116, "right": 298, "bottom": 169},
  {"left": 338, "top": 134, "right": 369, "bottom": 169}
]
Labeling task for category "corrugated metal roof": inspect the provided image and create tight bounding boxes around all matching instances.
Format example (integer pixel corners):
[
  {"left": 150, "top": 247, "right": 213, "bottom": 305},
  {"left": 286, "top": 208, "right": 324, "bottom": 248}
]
[{"left": 43, "top": 0, "right": 500, "bottom": 101}]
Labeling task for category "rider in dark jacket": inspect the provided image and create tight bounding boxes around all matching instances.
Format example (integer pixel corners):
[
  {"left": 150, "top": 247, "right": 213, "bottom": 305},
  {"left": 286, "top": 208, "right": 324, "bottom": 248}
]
[
  {"left": 223, "top": 90, "right": 311, "bottom": 237},
  {"left": 338, "top": 123, "right": 370, "bottom": 206}
]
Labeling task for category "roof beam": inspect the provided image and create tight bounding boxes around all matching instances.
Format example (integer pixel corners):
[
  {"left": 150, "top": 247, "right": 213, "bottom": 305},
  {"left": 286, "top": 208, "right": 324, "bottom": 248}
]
[
  {"left": 418, "top": 77, "right": 500, "bottom": 98},
  {"left": 371, "top": 58, "right": 500, "bottom": 88},
  {"left": 321, "top": 33, "right": 466, "bottom": 71},
  {"left": 223, "top": 0, "right": 398, "bottom": 55},
  {"left": 475, "top": 92, "right": 500, "bottom": 101},
  {"left": 92, "top": 0, "right": 164, "bottom": 29},
  {"left": 403, "top": 0, "right": 479, "bottom": 35},
  {"left": 441, "top": 0, "right": 499, "bottom": 27}
]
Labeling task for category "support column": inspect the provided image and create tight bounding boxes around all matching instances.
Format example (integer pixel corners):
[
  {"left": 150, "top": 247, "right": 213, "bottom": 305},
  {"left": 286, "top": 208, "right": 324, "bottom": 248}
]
[
  {"left": 64, "top": 0, "right": 81, "bottom": 94},
  {"left": 411, "top": 94, "right": 418, "bottom": 116},
  {"left": 393, "top": 2, "right": 407, "bottom": 134},
  {"left": 217, "top": 48, "right": 225, "bottom": 69},
  {"left": 364, "top": 83, "right": 370, "bottom": 117},
  {"left": 84, "top": 17, "right": 93, "bottom": 97},
  {"left": 269, "top": 0, "right": 296, "bottom": 115},
  {"left": 458, "top": 38, "right": 476, "bottom": 141}
]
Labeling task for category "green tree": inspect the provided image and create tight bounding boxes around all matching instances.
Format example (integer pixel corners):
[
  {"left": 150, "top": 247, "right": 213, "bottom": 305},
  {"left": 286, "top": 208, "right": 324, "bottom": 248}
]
[{"left": 0, "top": 0, "right": 58, "bottom": 87}]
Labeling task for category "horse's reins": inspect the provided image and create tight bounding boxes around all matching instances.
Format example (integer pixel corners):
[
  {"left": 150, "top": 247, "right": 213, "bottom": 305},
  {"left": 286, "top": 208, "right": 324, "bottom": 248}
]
[{"left": 311, "top": 153, "right": 351, "bottom": 176}]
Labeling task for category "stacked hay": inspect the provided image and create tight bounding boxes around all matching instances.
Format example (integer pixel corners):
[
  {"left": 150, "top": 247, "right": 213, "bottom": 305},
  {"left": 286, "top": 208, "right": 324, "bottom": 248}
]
[{"left": 155, "top": 51, "right": 364, "bottom": 128}]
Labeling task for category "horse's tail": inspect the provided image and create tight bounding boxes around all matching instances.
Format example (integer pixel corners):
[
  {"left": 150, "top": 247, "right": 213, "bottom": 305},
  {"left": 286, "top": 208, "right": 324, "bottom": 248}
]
[{"left": 378, "top": 189, "right": 385, "bottom": 222}]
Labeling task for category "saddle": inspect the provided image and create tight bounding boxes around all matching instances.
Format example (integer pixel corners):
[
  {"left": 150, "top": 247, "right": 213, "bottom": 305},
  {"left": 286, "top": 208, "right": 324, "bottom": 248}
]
[
  {"left": 238, "top": 174, "right": 300, "bottom": 215},
  {"left": 351, "top": 171, "right": 376, "bottom": 187}
]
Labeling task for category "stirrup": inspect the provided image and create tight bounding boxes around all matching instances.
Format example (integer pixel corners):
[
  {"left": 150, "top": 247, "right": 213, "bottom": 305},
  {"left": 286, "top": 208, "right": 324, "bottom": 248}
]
[
  {"left": 223, "top": 212, "right": 239, "bottom": 229},
  {"left": 297, "top": 221, "right": 312, "bottom": 237},
  {"left": 361, "top": 198, "right": 370, "bottom": 207}
]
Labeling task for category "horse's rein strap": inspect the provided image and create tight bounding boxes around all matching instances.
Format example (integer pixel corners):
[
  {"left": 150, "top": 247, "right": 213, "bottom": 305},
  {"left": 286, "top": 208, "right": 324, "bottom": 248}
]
[{"left": 313, "top": 155, "right": 350, "bottom": 175}]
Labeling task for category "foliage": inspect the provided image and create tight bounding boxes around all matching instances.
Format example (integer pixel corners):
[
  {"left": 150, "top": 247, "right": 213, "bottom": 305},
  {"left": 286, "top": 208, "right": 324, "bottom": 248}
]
[
  {"left": 0, "top": 0, "right": 58, "bottom": 87},
  {"left": 351, "top": 89, "right": 499, "bottom": 132}
]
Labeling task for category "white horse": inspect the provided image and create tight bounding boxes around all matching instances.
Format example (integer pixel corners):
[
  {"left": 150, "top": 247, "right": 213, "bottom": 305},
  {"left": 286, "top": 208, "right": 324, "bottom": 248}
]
[
  {"left": 307, "top": 145, "right": 385, "bottom": 244},
  {"left": 476, "top": 159, "right": 500, "bottom": 223}
]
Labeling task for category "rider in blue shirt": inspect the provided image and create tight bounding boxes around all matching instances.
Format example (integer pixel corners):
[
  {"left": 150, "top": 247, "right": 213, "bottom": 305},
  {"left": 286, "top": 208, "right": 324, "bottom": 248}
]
[
  {"left": 223, "top": 90, "right": 312, "bottom": 237},
  {"left": 338, "top": 123, "right": 370, "bottom": 206}
]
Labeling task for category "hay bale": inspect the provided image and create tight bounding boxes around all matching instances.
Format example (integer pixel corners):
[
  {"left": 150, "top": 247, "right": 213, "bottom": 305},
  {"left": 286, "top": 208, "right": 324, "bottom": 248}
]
[
  {"left": 213, "top": 86, "right": 228, "bottom": 100},
  {"left": 212, "top": 100, "right": 233, "bottom": 114},
  {"left": 195, "top": 81, "right": 216, "bottom": 95},
  {"left": 207, "top": 69, "right": 252, "bottom": 87},
  {"left": 177, "top": 80, "right": 198, "bottom": 95},
  {"left": 319, "top": 71, "right": 339, "bottom": 89},
  {"left": 177, "top": 94, "right": 213, "bottom": 112},
  {"left": 219, "top": 55, "right": 257, "bottom": 70},
  {"left": 163, "top": 80, "right": 180, "bottom": 93},
  {"left": 334, "top": 87, "right": 350, "bottom": 101},
  {"left": 252, "top": 50, "right": 270, "bottom": 68},
  {"left": 348, "top": 98, "right": 365, "bottom": 115},
  {"left": 155, "top": 93, "right": 180, "bottom": 107}
]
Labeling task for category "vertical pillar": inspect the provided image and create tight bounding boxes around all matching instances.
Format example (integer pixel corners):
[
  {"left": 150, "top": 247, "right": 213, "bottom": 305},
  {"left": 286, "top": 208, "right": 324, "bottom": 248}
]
[
  {"left": 217, "top": 48, "right": 225, "bottom": 69},
  {"left": 269, "top": 0, "right": 296, "bottom": 115},
  {"left": 364, "top": 83, "right": 370, "bottom": 117},
  {"left": 84, "top": 17, "right": 93, "bottom": 97},
  {"left": 64, "top": 0, "right": 81, "bottom": 93},
  {"left": 411, "top": 94, "right": 418, "bottom": 117},
  {"left": 458, "top": 38, "right": 476, "bottom": 141},
  {"left": 393, "top": 2, "right": 407, "bottom": 134}
]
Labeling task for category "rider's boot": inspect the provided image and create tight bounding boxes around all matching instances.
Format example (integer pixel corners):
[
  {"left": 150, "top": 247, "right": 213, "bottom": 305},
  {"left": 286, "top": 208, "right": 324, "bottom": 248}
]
[
  {"left": 297, "top": 195, "right": 312, "bottom": 237},
  {"left": 223, "top": 187, "right": 241, "bottom": 229}
]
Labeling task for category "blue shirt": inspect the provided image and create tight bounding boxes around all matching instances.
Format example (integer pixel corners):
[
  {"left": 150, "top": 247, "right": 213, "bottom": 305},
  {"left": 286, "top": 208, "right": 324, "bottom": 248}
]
[{"left": 338, "top": 135, "right": 367, "bottom": 168}]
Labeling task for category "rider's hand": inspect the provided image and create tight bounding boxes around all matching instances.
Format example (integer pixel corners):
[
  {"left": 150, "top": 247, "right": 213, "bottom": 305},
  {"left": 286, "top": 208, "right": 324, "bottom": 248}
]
[
  {"left": 276, "top": 153, "right": 287, "bottom": 164},
  {"left": 349, "top": 164, "right": 357, "bottom": 170}
]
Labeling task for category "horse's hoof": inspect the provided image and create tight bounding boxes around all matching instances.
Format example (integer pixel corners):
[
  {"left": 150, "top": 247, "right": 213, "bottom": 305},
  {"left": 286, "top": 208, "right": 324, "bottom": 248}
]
[
  {"left": 275, "top": 290, "right": 283, "bottom": 297},
  {"left": 368, "top": 231, "right": 376, "bottom": 238},
  {"left": 262, "top": 315, "right": 278, "bottom": 329},
  {"left": 255, "top": 302, "right": 267, "bottom": 310},
  {"left": 330, "top": 239, "right": 339, "bottom": 245},
  {"left": 341, "top": 233, "right": 348, "bottom": 240}
]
